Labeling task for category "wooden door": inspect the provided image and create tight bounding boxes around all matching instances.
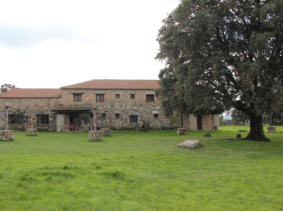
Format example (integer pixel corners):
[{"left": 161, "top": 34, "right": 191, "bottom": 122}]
[{"left": 197, "top": 115, "right": 202, "bottom": 130}]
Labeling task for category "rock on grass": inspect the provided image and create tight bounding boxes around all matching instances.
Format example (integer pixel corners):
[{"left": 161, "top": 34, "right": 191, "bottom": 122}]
[{"left": 178, "top": 140, "right": 200, "bottom": 149}]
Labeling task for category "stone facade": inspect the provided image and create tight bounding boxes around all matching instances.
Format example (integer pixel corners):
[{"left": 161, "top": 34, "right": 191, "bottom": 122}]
[
  {"left": 59, "top": 88, "right": 172, "bottom": 130},
  {"left": 0, "top": 80, "right": 220, "bottom": 132},
  {"left": 0, "top": 98, "right": 60, "bottom": 131},
  {"left": 183, "top": 114, "right": 219, "bottom": 130}
]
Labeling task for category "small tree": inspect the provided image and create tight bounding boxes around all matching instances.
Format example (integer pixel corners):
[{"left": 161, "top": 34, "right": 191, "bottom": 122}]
[{"left": 1, "top": 84, "right": 15, "bottom": 93}]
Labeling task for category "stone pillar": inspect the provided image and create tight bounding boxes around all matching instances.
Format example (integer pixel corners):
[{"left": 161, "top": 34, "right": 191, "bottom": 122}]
[
  {"left": 189, "top": 114, "right": 197, "bottom": 130},
  {"left": 0, "top": 113, "right": 5, "bottom": 130},
  {"left": 5, "top": 108, "right": 9, "bottom": 130},
  {"left": 25, "top": 111, "right": 36, "bottom": 128},
  {"left": 212, "top": 115, "right": 219, "bottom": 130},
  {"left": 56, "top": 114, "right": 65, "bottom": 132},
  {"left": 92, "top": 109, "right": 96, "bottom": 130},
  {"left": 26, "top": 111, "right": 37, "bottom": 136}
]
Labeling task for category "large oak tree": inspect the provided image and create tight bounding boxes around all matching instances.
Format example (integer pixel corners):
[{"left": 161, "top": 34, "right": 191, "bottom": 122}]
[{"left": 156, "top": 0, "right": 283, "bottom": 141}]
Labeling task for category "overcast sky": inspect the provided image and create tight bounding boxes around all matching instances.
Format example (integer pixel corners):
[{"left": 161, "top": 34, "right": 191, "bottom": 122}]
[{"left": 0, "top": 0, "right": 180, "bottom": 88}]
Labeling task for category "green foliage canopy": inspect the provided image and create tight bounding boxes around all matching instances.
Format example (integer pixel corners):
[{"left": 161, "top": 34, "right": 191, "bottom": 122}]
[{"left": 156, "top": 0, "right": 283, "bottom": 140}]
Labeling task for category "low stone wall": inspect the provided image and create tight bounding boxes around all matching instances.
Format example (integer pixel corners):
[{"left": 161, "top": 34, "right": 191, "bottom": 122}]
[
  {"left": 0, "top": 130, "right": 14, "bottom": 141},
  {"left": 267, "top": 126, "right": 276, "bottom": 132},
  {"left": 177, "top": 128, "right": 187, "bottom": 135},
  {"left": 89, "top": 130, "right": 103, "bottom": 141},
  {"left": 26, "top": 128, "right": 37, "bottom": 136},
  {"left": 101, "top": 128, "right": 111, "bottom": 136}
]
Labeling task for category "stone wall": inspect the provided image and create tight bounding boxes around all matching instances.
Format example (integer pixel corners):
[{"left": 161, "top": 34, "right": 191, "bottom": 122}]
[
  {"left": 213, "top": 115, "right": 219, "bottom": 129},
  {"left": 201, "top": 114, "right": 214, "bottom": 130},
  {"left": 183, "top": 114, "right": 219, "bottom": 130},
  {"left": 0, "top": 89, "right": 220, "bottom": 131},
  {"left": 0, "top": 98, "right": 60, "bottom": 131},
  {"left": 183, "top": 114, "right": 197, "bottom": 130},
  {"left": 61, "top": 89, "right": 173, "bottom": 129}
]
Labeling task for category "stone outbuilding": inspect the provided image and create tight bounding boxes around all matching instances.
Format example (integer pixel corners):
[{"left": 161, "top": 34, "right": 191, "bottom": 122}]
[{"left": 0, "top": 79, "right": 219, "bottom": 132}]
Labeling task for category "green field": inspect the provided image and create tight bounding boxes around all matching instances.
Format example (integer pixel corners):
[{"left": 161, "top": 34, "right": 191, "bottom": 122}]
[{"left": 0, "top": 126, "right": 283, "bottom": 210}]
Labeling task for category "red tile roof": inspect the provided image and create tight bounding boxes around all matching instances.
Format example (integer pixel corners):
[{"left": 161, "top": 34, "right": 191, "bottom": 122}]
[
  {"left": 61, "top": 79, "right": 160, "bottom": 90},
  {"left": 0, "top": 88, "right": 62, "bottom": 98}
]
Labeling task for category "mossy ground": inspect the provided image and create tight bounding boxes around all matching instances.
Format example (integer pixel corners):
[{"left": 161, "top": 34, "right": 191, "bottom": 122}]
[{"left": 0, "top": 126, "right": 282, "bottom": 210}]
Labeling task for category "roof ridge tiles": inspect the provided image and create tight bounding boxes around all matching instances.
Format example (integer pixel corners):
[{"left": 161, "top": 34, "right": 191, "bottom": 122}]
[
  {"left": 0, "top": 88, "right": 62, "bottom": 98},
  {"left": 61, "top": 79, "right": 160, "bottom": 90}
]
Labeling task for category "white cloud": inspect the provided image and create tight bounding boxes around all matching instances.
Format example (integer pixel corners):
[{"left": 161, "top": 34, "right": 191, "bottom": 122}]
[
  {"left": 0, "top": 25, "right": 75, "bottom": 47},
  {"left": 0, "top": 0, "right": 179, "bottom": 88}
]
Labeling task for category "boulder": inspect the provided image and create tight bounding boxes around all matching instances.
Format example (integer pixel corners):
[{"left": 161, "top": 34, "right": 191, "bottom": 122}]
[
  {"left": 177, "top": 128, "right": 187, "bottom": 135},
  {"left": 101, "top": 128, "right": 111, "bottom": 136},
  {"left": 267, "top": 126, "right": 276, "bottom": 133},
  {"left": 178, "top": 140, "right": 200, "bottom": 149},
  {"left": 25, "top": 128, "right": 37, "bottom": 136},
  {"left": 89, "top": 130, "right": 103, "bottom": 141}
]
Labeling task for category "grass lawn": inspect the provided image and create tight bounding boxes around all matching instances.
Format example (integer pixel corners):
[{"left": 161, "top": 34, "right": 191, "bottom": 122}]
[{"left": 0, "top": 126, "right": 283, "bottom": 210}]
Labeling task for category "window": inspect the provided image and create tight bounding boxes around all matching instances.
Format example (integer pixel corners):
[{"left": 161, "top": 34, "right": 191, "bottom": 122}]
[
  {"left": 8, "top": 114, "right": 17, "bottom": 124},
  {"left": 146, "top": 94, "right": 154, "bottom": 102},
  {"left": 73, "top": 93, "right": 82, "bottom": 102},
  {"left": 101, "top": 113, "right": 106, "bottom": 118},
  {"left": 96, "top": 94, "right": 104, "bottom": 102},
  {"left": 36, "top": 114, "right": 49, "bottom": 124},
  {"left": 8, "top": 114, "right": 25, "bottom": 124},
  {"left": 115, "top": 94, "right": 120, "bottom": 99},
  {"left": 130, "top": 93, "right": 135, "bottom": 99},
  {"left": 154, "top": 113, "right": 159, "bottom": 118},
  {"left": 129, "top": 115, "right": 138, "bottom": 123},
  {"left": 115, "top": 113, "right": 120, "bottom": 119}
]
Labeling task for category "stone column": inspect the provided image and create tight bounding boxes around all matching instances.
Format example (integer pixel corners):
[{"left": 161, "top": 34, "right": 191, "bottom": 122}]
[
  {"left": 30, "top": 111, "right": 34, "bottom": 128},
  {"left": 189, "top": 114, "right": 197, "bottom": 130},
  {"left": 26, "top": 110, "right": 37, "bottom": 136},
  {"left": 212, "top": 114, "right": 219, "bottom": 130},
  {"left": 0, "top": 106, "right": 14, "bottom": 141},
  {"left": 92, "top": 109, "right": 96, "bottom": 130},
  {"left": 4, "top": 106, "right": 9, "bottom": 130},
  {"left": 88, "top": 108, "right": 103, "bottom": 141},
  {"left": 56, "top": 114, "right": 65, "bottom": 132},
  {"left": 0, "top": 113, "right": 5, "bottom": 130}
]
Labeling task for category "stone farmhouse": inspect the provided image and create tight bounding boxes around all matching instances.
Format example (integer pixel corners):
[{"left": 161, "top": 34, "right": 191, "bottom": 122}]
[{"left": 0, "top": 79, "right": 219, "bottom": 132}]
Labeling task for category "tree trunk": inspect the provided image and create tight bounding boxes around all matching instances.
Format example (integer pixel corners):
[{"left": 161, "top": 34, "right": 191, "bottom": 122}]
[{"left": 244, "top": 114, "right": 269, "bottom": 141}]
